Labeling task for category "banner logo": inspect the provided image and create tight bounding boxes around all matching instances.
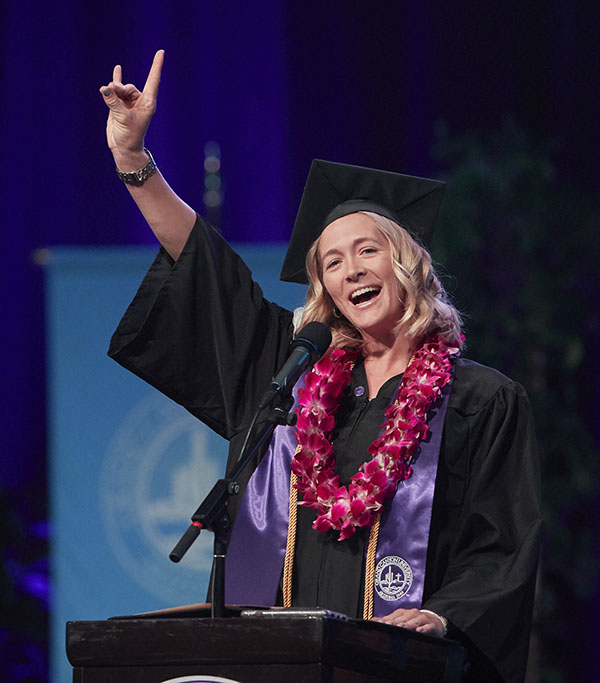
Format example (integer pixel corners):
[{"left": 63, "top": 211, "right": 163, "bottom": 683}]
[
  {"left": 99, "top": 393, "right": 226, "bottom": 604},
  {"left": 160, "top": 677, "right": 242, "bottom": 683}
]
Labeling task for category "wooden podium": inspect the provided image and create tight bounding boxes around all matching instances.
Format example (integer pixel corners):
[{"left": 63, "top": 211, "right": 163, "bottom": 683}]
[{"left": 66, "top": 609, "right": 464, "bottom": 682}]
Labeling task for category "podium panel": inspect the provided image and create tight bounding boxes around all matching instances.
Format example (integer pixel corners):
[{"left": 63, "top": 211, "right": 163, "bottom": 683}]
[{"left": 66, "top": 615, "right": 464, "bottom": 682}]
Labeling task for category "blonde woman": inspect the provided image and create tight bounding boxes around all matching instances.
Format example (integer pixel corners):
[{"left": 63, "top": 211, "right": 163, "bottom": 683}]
[{"left": 102, "top": 51, "right": 541, "bottom": 683}]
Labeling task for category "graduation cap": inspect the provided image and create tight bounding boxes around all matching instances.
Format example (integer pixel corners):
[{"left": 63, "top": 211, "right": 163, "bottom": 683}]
[{"left": 280, "top": 159, "right": 446, "bottom": 284}]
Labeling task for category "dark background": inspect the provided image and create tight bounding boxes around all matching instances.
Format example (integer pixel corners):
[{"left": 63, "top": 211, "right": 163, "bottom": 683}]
[{"left": 1, "top": 2, "right": 598, "bottom": 681}]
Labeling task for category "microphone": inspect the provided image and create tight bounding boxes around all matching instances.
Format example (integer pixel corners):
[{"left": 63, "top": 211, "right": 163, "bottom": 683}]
[{"left": 259, "top": 322, "right": 331, "bottom": 409}]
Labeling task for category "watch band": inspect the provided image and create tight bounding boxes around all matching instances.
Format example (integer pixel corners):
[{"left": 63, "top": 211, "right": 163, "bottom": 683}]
[
  {"left": 116, "top": 148, "right": 157, "bottom": 186},
  {"left": 419, "top": 609, "right": 448, "bottom": 637}
]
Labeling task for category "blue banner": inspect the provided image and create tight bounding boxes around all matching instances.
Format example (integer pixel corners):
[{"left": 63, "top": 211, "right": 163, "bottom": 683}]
[{"left": 44, "top": 245, "right": 305, "bottom": 683}]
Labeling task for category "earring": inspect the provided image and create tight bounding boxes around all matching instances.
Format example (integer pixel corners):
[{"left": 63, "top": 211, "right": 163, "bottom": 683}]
[{"left": 332, "top": 306, "right": 341, "bottom": 319}]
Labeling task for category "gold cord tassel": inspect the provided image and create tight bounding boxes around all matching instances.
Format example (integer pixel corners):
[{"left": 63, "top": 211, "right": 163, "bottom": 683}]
[
  {"left": 362, "top": 512, "right": 381, "bottom": 620},
  {"left": 282, "top": 448, "right": 301, "bottom": 607}
]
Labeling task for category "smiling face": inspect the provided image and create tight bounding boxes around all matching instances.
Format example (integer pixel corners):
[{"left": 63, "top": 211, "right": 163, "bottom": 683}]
[{"left": 318, "top": 213, "right": 403, "bottom": 341}]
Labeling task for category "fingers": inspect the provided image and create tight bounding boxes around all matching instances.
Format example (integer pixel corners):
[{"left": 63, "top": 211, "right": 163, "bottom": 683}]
[
  {"left": 114, "top": 83, "right": 140, "bottom": 99},
  {"left": 371, "top": 608, "right": 443, "bottom": 636},
  {"left": 100, "top": 87, "right": 129, "bottom": 116},
  {"left": 101, "top": 51, "right": 162, "bottom": 112},
  {"left": 143, "top": 49, "right": 165, "bottom": 100},
  {"left": 100, "top": 82, "right": 140, "bottom": 108},
  {"left": 109, "top": 65, "right": 139, "bottom": 100},
  {"left": 104, "top": 50, "right": 162, "bottom": 102},
  {"left": 416, "top": 622, "right": 438, "bottom": 635},
  {"left": 377, "top": 608, "right": 419, "bottom": 627}
]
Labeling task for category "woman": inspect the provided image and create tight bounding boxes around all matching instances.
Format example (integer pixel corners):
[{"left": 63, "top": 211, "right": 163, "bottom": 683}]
[{"left": 101, "top": 51, "right": 541, "bottom": 683}]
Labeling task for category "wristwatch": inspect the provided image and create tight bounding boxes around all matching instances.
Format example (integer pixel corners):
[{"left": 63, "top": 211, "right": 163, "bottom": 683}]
[{"left": 116, "top": 148, "right": 157, "bottom": 186}]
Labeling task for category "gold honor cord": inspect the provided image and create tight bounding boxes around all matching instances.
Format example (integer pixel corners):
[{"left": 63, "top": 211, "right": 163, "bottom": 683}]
[
  {"left": 283, "top": 446, "right": 382, "bottom": 619},
  {"left": 282, "top": 449, "right": 301, "bottom": 607},
  {"left": 362, "top": 512, "right": 381, "bottom": 620}
]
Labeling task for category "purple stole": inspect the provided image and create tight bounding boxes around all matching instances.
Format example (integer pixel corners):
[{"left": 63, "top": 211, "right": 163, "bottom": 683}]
[{"left": 225, "top": 372, "right": 453, "bottom": 616}]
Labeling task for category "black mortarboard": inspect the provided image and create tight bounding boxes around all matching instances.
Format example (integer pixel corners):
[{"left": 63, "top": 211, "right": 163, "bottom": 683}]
[{"left": 280, "top": 159, "right": 446, "bottom": 284}]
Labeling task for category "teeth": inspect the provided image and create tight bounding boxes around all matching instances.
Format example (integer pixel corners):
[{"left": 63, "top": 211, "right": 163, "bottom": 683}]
[{"left": 351, "top": 287, "right": 380, "bottom": 302}]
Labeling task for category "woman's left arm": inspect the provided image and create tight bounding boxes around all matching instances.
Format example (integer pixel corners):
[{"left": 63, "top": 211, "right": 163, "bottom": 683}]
[{"left": 415, "top": 378, "right": 541, "bottom": 681}]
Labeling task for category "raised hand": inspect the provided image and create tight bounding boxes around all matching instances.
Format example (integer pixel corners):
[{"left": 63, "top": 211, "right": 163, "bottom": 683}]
[
  {"left": 99, "top": 49, "right": 195, "bottom": 258},
  {"left": 100, "top": 50, "right": 165, "bottom": 168}
]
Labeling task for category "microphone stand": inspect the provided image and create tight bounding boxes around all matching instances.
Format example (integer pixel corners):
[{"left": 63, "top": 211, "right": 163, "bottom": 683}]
[{"left": 169, "top": 393, "right": 296, "bottom": 619}]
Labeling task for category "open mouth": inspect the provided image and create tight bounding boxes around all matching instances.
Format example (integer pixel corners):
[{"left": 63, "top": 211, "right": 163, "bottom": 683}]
[{"left": 350, "top": 286, "right": 381, "bottom": 306}]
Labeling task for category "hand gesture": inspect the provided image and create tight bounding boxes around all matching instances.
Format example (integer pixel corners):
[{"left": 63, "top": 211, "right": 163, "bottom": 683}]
[{"left": 100, "top": 50, "right": 164, "bottom": 162}]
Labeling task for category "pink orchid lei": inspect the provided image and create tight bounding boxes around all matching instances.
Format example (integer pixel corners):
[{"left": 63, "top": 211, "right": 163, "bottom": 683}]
[{"left": 291, "top": 336, "right": 461, "bottom": 541}]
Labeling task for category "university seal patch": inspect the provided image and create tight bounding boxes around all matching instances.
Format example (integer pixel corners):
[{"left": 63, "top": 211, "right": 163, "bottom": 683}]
[{"left": 374, "top": 556, "right": 413, "bottom": 602}]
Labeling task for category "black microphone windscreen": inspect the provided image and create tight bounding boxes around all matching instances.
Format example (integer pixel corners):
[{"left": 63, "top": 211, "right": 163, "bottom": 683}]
[{"left": 291, "top": 322, "right": 332, "bottom": 360}]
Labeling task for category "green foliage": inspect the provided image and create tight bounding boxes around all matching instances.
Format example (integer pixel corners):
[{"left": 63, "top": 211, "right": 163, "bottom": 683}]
[{"left": 431, "top": 119, "right": 600, "bottom": 681}]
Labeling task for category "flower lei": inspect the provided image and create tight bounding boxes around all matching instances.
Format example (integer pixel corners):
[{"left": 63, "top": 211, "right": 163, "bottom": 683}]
[{"left": 291, "top": 336, "right": 461, "bottom": 541}]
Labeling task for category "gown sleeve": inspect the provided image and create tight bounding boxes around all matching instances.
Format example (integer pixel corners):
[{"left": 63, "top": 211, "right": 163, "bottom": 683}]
[
  {"left": 423, "top": 360, "right": 542, "bottom": 683},
  {"left": 108, "top": 214, "right": 295, "bottom": 440}
]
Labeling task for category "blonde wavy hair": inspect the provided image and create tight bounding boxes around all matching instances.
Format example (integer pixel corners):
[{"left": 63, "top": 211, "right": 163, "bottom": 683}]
[{"left": 299, "top": 211, "right": 463, "bottom": 350}]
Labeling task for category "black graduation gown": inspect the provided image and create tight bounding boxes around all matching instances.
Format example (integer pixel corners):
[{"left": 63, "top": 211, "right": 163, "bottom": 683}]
[{"left": 109, "top": 215, "right": 542, "bottom": 683}]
